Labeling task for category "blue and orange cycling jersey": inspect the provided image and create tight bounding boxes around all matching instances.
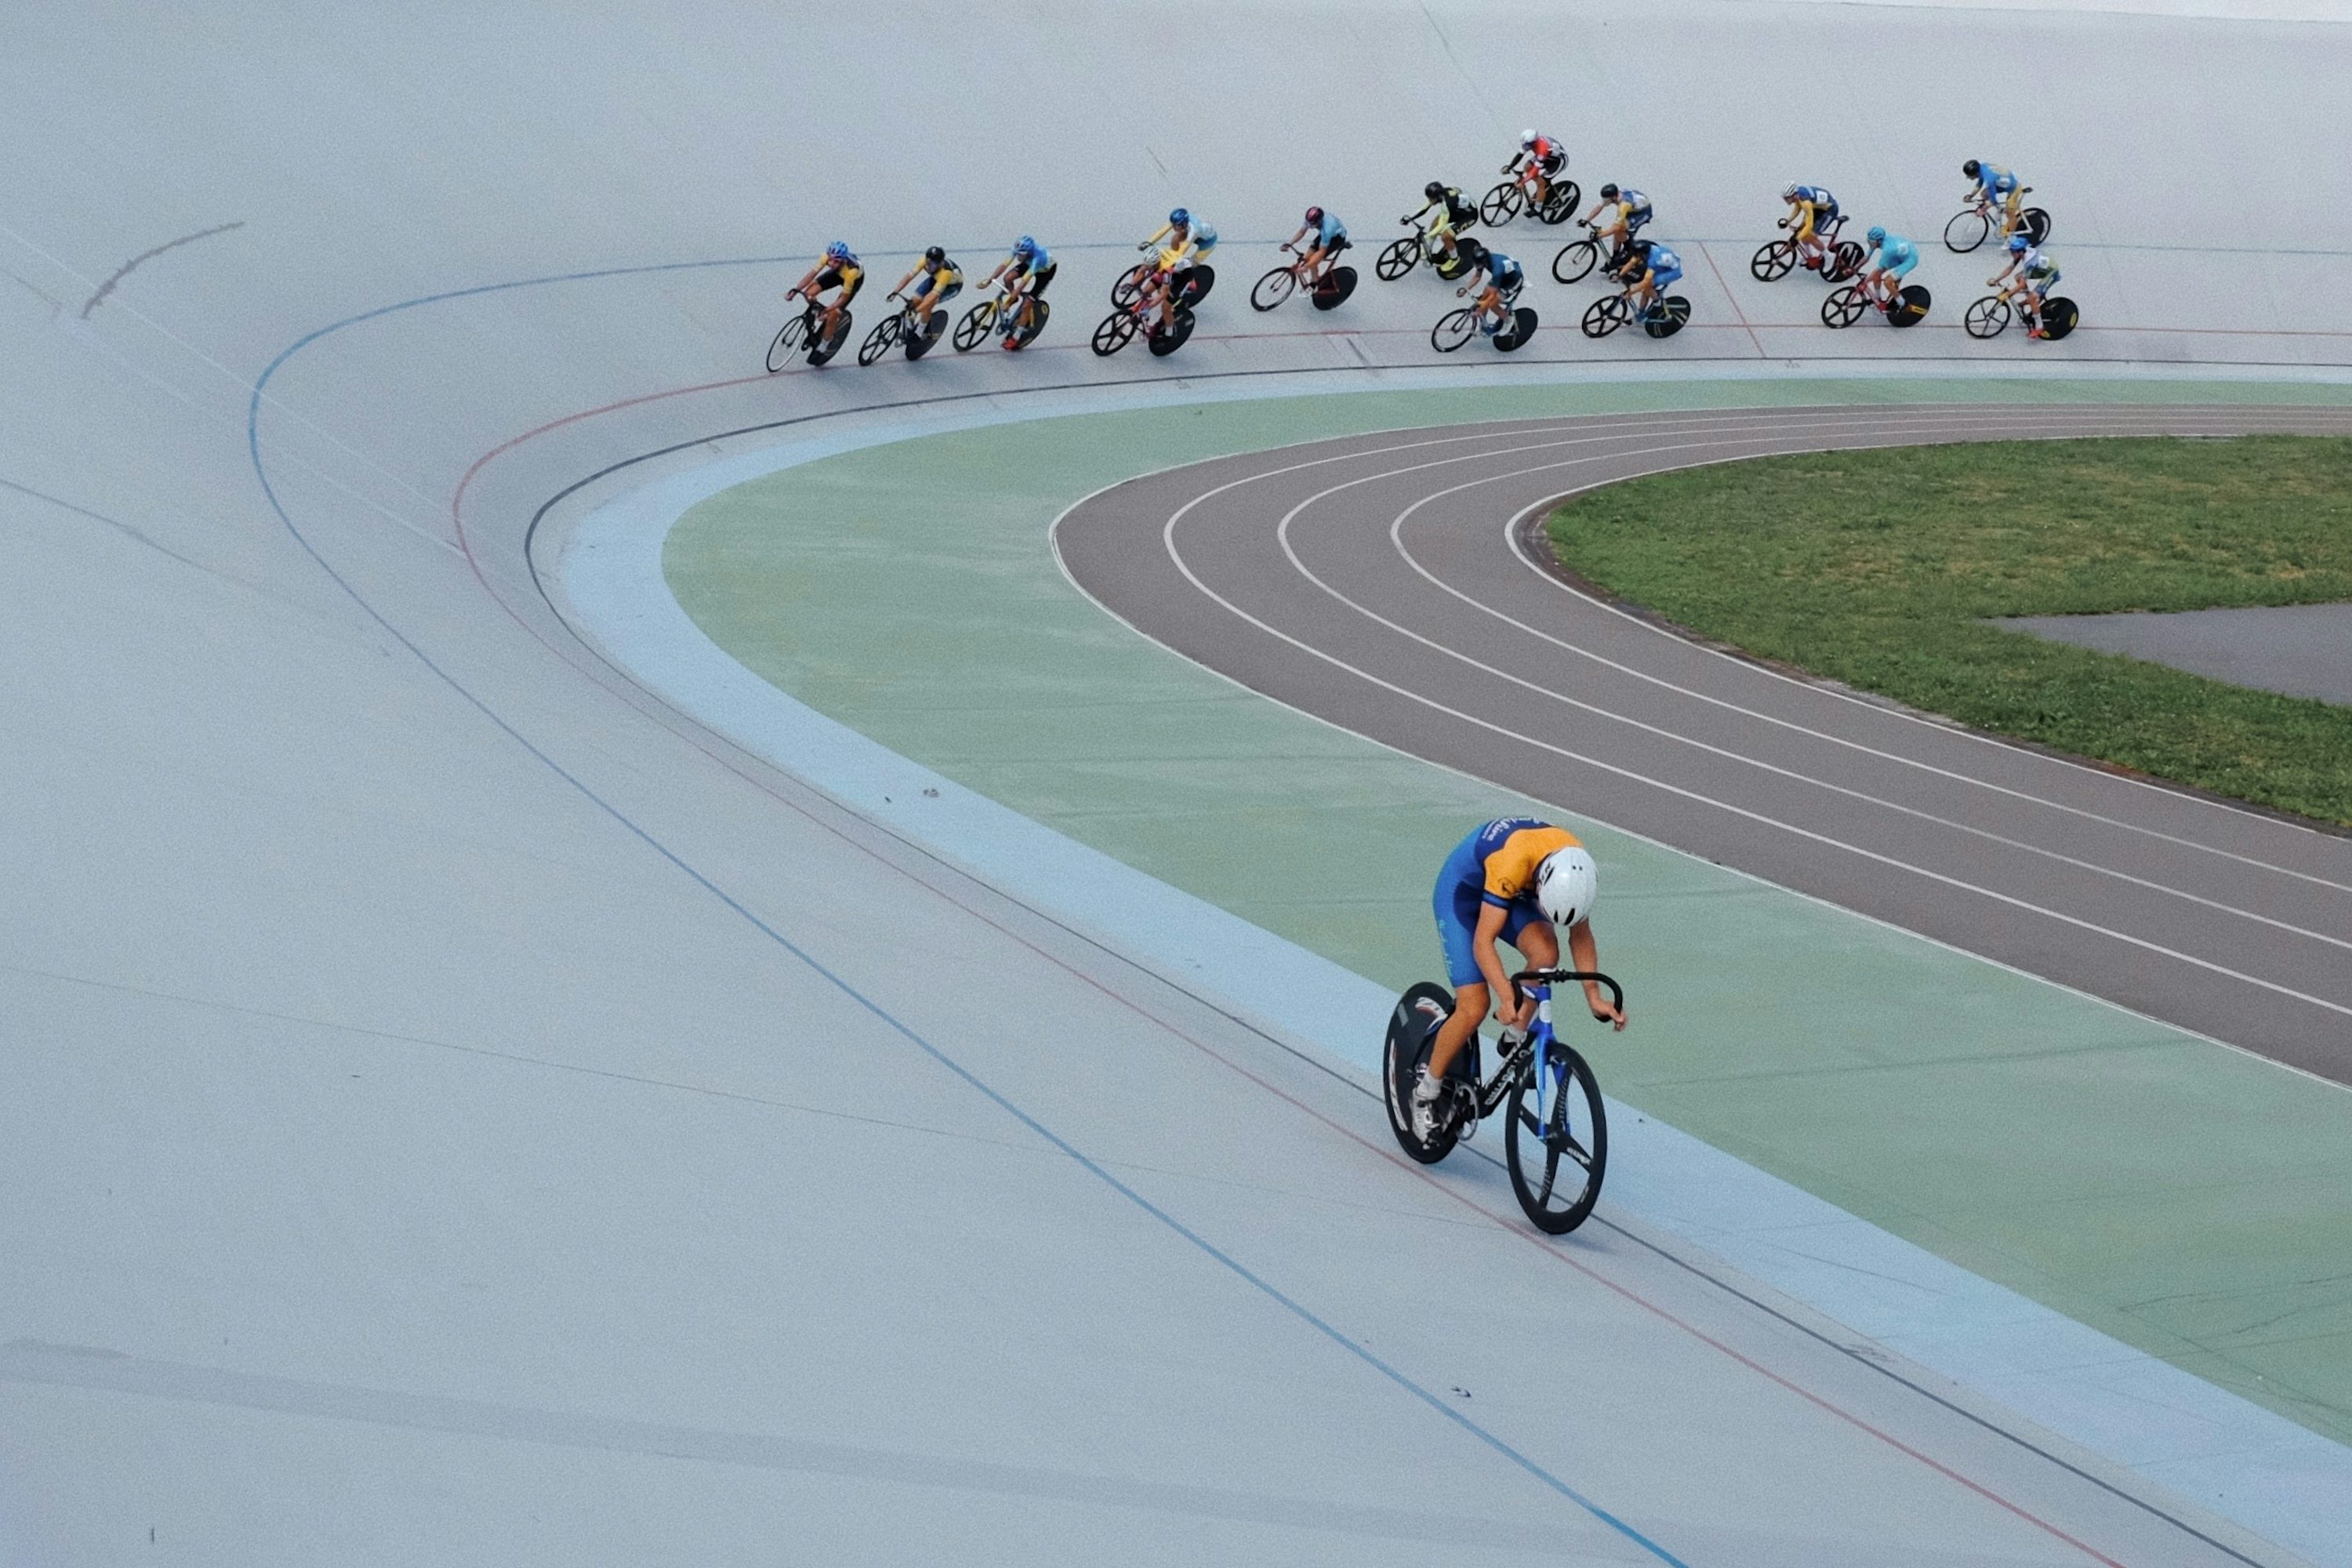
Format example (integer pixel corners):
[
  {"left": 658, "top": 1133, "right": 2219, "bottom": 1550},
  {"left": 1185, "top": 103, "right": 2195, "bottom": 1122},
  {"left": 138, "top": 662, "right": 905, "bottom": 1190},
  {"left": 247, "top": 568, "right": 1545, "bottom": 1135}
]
[
  {"left": 1432, "top": 818, "right": 1583, "bottom": 985},
  {"left": 1973, "top": 162, "right": 2018, "bottom": 199}
]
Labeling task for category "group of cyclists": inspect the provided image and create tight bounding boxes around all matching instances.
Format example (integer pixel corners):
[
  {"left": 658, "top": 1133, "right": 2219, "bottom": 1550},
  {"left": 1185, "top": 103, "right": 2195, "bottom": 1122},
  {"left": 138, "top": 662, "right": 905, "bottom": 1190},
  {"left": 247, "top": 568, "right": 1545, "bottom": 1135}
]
[
  {"left": 779, "top": 137, "right": 2066, "bottom": 361},
  {"left": 1775, "top": 162, "right": 2064, "bottom": 336}
]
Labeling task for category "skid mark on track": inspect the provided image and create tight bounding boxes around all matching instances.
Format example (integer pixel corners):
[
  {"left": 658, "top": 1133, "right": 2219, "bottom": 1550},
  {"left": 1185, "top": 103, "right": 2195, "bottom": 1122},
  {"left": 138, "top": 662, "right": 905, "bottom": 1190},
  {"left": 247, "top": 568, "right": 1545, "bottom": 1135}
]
[{"left": 79, "top": 220, "right": 244, "bottom": 317}]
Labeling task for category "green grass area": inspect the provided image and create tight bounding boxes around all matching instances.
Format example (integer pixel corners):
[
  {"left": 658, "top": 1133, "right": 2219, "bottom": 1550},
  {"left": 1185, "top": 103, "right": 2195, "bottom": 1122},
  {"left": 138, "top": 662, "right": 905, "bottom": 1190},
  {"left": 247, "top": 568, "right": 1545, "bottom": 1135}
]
[{"left": 1546, "top": 435, "right": 2352, "bottom": 826}]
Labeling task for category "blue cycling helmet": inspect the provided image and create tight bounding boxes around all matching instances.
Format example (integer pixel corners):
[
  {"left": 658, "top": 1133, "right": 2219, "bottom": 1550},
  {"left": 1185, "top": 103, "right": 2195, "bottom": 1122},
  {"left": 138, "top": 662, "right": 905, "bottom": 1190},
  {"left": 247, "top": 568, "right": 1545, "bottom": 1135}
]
[
  {"left": 2007, "top": 232, "right": 2031, "bottom": 254},
  {"left": 1014, "top": 234, "right": 1037, "bottom": 257},
  {"left": 1170, "top": 207, "right": 1191, "bottom": 227},
  {"left": 1866, "top": 225, "right": 1886, "bottom": 247},
  {"left": 825, "top": 240, "right": 850, "bottom": 260}
]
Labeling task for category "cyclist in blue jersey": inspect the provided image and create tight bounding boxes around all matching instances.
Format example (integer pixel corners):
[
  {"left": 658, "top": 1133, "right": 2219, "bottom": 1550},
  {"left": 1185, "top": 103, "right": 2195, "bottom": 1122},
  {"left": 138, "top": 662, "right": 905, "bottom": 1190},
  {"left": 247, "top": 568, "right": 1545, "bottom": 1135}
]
[
  {"left": 1962, "top": 158, "right": 2024, "bottom": 237},
  {"left": 1861, "top": 225, "right": 1918, "bottom": 308},
  {"left": 1620, "top": 238, "right": 1682, "bottom": 318},
  {"left": 1284, "top": 205, "right": 1350, "bottom": 285},
  {"left": 1454, "top": 238, "right": 1524, "bottom": 332},
  {"left": 1583, "top": 183, "right": 1653, "bottom": 267},
  {"left": 1142, "top": 207, "right": 1218, "bottom": 269},
  {"left": 1989, "top": 232, "right": 2062, "bottom": 336},
  {"left": 1416, "top": 817, "right": 1624, "bottom": 1141},
  {"left": 982, "top": 236, "right": 1056, "bottom": 348},
  {"left": 1780, "top": 183, "right": 1840, "bottom": 270}
]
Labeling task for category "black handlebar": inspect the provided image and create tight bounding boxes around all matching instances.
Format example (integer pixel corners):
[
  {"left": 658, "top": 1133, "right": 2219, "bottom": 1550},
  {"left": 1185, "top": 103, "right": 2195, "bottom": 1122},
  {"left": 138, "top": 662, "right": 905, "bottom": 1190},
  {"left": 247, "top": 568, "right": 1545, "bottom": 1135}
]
[{"left": 1512, "top": 968, "right": 1624, "bottom": 1014}]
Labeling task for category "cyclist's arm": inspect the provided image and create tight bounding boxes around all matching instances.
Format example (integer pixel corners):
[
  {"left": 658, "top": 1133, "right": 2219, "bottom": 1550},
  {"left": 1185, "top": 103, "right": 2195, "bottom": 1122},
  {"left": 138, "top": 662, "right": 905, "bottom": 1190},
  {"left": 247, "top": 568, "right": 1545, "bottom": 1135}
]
[
  {"left": 1565, "top": 919, "right": 1624, "bottom": 1029},
  {"left": 1470, "top": 902, "right": 1528, "bottom": 1027}
]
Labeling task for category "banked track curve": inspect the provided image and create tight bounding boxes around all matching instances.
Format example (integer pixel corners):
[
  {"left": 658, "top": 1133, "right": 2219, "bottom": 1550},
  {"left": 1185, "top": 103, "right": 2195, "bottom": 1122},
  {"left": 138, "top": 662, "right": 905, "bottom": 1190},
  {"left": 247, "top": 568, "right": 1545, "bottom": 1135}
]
[{"left": 1053, "top": 404, "right": 2352, "bottom": 1085}]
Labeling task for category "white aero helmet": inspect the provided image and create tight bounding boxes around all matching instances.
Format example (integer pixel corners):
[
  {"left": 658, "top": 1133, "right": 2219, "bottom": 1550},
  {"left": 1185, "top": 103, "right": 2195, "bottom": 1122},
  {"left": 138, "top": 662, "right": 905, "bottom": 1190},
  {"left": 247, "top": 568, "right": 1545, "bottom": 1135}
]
[
  {"left": 1535, "top": 846, "right": 1599, "bottom": 927},
  {"left": 1520, "top": 129, "right": 1537, "bottom": 147}
]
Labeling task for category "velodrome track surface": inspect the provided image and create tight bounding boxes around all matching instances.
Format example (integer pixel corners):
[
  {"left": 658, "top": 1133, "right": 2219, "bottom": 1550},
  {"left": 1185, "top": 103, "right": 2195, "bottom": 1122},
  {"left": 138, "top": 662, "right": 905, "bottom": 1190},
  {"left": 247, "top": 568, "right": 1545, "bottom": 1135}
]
[
  {"left": 1053, "top": 405, "right": 2352, "bottom": 1084},
  {"left": 5, "top": 1, "right": 2352, "bottom": 1564}
]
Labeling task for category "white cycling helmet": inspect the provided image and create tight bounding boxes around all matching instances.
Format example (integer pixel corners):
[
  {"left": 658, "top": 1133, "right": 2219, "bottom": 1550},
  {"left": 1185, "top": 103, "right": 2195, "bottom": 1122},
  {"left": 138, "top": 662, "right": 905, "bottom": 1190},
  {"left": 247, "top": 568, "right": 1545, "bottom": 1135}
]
[
  {"left": 1534, "top": 847, "right": 1599, "bottom": 928},
  {"left": 1520, "top": 129, "right": 1537, "bottom": 147}
]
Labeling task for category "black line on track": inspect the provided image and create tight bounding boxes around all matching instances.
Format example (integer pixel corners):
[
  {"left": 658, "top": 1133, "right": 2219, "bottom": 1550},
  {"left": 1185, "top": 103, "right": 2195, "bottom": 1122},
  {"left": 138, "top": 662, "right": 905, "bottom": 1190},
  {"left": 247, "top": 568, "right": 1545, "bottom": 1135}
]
[{"left": 510, "top": 394, "right": 2307, "bottom": 1568}]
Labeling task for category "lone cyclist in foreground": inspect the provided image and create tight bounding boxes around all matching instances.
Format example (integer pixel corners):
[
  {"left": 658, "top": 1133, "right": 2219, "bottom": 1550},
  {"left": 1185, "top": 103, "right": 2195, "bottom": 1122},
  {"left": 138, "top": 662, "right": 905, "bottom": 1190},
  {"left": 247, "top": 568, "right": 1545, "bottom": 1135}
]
[{"left": 1415, "top": 816, "right": 1626, "bottom": 1141}]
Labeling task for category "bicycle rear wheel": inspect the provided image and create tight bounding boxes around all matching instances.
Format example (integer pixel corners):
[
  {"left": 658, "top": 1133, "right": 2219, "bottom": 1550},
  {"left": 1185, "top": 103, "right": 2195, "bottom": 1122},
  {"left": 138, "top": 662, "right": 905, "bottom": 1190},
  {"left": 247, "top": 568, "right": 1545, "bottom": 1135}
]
[
  {"left": 1310, "top": 265, "right": 1357, "bottom": 310},
  {"left": 1827, "top": 240, "right": 1866, "bottom": 283},
  {"left": 1553, "top": 238, "right": 1600, "bottom": 284},
  {"left": 1641, "top": 295, "right": 1690, "bottom": 339},
  {"left": 1505, "top": 1042, "right": 1606, "bottom": 1233},
  {"left": 1750, "top": 239, "right": 1796, "bottom": 282},
  {"left": 2021, "top": 207, "right": 2053, "bottom": 245},
  {"left": 805, "top": 308, "right": 851, "bottom": 367},
  {"left": 953, "top": 299, "right": 997, "bottom": 352},
  {"left": 2041, "top": 296, "right": 2080, "bottom": 341},
  {"left": 1382, "top": 983, "right": 1461, "bottom": 1163},
  {"left": 1964, "top": 295, "right": 2010, "bottom": 339},
  {"left": 1538, "top": 180, "right": 1580, "bottom": 224},
  {"left": 1430, "top": 307, "right": 1478, "bottom": 354},
  {"left": 1944, "top": 209, "right": 1990, "bottom": 253},
  {"left": 1251, "top": 266, "right": 1296, "bottom": 311},
  {"left": 1887, "top": 285, "right": 1931, "bottom": 328},
  {"left": 1376, "top": 235, "right": 1421, "bottom": 281}
]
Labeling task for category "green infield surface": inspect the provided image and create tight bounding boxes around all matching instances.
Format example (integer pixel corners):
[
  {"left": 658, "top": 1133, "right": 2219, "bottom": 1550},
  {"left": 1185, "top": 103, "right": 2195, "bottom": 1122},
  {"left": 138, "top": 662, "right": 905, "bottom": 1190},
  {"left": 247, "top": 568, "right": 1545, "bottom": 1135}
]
[
  {"left": 664, "top": 380, "right": 2352, "bottom": 1445},
  {"left": 1548, "top": 434, "right": 2352, "bottom": 826}
]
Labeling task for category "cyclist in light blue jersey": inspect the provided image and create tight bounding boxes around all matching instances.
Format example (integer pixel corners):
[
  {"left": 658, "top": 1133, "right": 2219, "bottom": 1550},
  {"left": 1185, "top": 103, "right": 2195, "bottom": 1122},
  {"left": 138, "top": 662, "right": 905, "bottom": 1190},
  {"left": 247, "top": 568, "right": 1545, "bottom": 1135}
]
[
  {"left": 1862, "top": 225, "right": 1918, "bottom": 306},
  {"left": 1962, "top": 158, "right": 2024, "bottom": 236},
  {"left": 1286, "top": 205, "right": 1350, "bottom": 285}
]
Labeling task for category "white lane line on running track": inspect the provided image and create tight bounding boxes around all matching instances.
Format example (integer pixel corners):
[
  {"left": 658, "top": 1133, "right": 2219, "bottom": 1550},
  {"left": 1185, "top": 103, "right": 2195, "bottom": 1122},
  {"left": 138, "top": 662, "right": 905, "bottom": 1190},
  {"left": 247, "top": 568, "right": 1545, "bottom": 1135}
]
[
  {"left": 1157, "top": 460, "right": 2352, "bottom": 1025},
  {"left": 1262, "top": 426, "right": 2352, "bottom": 956}
]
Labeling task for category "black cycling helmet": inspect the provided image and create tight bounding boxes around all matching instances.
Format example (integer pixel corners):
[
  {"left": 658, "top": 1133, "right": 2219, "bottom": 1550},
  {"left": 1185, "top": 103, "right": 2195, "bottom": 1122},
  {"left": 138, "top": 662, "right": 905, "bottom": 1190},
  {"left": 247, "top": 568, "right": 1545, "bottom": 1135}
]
[
  {"left": 1962, "top": 158, "right": 1981, "bottom": 178},
  {"left": 1425, "top": 180, "right": 1446, "bottom": 201},
  {"left": 1599, "top": 183, "right": 1619, "bottom": 201},
  {"left": 923, "top": 245, "right": 946, "bottom": 264},
  {"left": 1456, "top": 235, "right": 1488, "bottom": 265}
]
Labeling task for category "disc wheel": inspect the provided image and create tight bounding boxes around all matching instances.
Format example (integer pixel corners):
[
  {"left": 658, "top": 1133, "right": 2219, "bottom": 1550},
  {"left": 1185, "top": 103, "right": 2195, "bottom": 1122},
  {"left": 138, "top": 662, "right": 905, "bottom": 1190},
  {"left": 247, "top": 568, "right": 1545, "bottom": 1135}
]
[
  {"left": 1750, "top": 239, "right": 1796, "bottom": 282},
  {"left": 1821, "top": 285, "right": 1868, "bottom": 329},
  {"left": 1309, "top": 265, "right": 1357, "bottom": 310},
  {"left": 1382, "top": 984, "right": 1461, "bottom": 1163},
  {"left": 2020, "top": 207, "right": 2053, "bottom": 245},
  {"left": 1376, "top": 235, "right": 1421, "bottom": 281},
  {"left": 1177, "top": 263, "right": 1214, "bottom": 306},
  {"left": 1580, "top": 295, "right": 1627, "bottom": 339},
  {"left": 1887, "top": 285, "right": 1931, "bottom": 328},
  {"left": 1494, "top": 305, "right": 1538, "bottom": 352},
  {"left": 1964, "top": 295, "right": 2011, "bottom": 339},
  {"left": 1090, "top": 309, "right": 1137, "bottom": 357},
  {"left": 1479, "top": 181, "right": 1523, "bottom": 227},
  {"left": 765, "top": 313, "right": 811, "bottom": 373},
  {"left": 1944, "top": 208, "right": 1991, "bottom": 253},
  {"left": 855, "top": 314, "right": 902, "bottom": 367},
  {"left": 804, "top": 308, "right": 851, "bottom": 367},
  {"left": 904, "top": 309, "right": 946, "bottom": 360},
  {"left": 1431, "top": 307, "right": 1478, "bottom": 354},
  {"left": 953, "top": 299, "right": 997, "bottom": 352},
  {"left": 1432, "top": 251, "right": 1472, "bottom": 281},
  {"left": 1640, "top": 295, "right": 1690, "bottom": 339},
  {"left": 1827, "top": 240, "right": 1867, "bottom": 283},
  {"left": 1505, "top": 1044, "right": 1607, "bottom": 1234},
  {"left": 1553, "top": 238, "right": 1601, "bottom": 285},
  {"left": 1537, "top": 180, "right": 1580, "bottom": 224},
  {"left": 1146, "top": 305, "right": 1195, "bottom": 357},
  {"left": 1251, "top": 266, "right": 1297, "bottom": 311},
  {"left": 2041, "top": 296, "right": 2080, "bottom": 341},
  {"left": 1003, "top": 298, "right": 1050, "bottom": 350}
]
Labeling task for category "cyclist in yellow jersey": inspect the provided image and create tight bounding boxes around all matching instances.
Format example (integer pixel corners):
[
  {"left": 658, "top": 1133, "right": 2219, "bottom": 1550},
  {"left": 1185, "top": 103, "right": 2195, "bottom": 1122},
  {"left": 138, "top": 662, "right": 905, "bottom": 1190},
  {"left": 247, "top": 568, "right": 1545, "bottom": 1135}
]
[
  {"left": 1419, "top": 817, "right": 1625, "bottom": 1141},
  {"left": 787, "top": 241, "right": 864, "bottom": 350}
]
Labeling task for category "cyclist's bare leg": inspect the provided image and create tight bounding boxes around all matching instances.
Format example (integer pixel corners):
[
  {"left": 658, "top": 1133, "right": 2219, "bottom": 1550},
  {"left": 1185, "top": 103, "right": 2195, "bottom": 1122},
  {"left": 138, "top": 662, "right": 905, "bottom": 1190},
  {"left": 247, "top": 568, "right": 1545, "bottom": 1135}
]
[{"left": 1428, "top": 920, "right": 1560, "bottom": 1082}]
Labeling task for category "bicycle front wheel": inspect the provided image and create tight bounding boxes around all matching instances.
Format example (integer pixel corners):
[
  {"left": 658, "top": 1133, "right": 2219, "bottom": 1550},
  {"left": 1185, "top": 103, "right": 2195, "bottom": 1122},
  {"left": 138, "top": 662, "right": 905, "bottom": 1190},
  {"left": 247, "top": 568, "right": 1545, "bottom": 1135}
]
[
  {"left": 1553, "top": 238, "right": 1600, "bottom": 285},
  {"left": 1580, "top": 295, "right": 1626, "bottom": 339},
  {"left": 856, "top": 314, "right": 901, "bottom": 367},
  {"left": 952, "top": 299, "right": 996, "bottom": 352},
  {"left": 1376, "top": 235, "right": 1421, "bottom": 281},
  {"left": 1111, "top": 263, "right": 1149, "bottom": 308},
  {"left": 1944, "top": 209, "right": 1990, "bottom": 253},
  {"left": 1251, "top": 266, "right": 1297, "bottom": 311},
  {"left": 1479, "top": 181, "right": 1523, "bottom": 227},
  {"left": 1964, "top": 295, "right": 2011, "bottom": 339},
  {"left": 1091, "top": 310, "right": 1138, "bottom": 357},
  {"left": 765, "top": 314, "right": 808, "bottom": 373},
  {"left": 1750, "top": 239, "right": 1796, "bottom": 282},
  {"left": 1505, "top": 1043, "right": 1607, "bottom": 1234},
  {"left": 1821, "top": 285, "right": 1867, "bottom": 329},
  {"left": 1430, "top": 307, "right": 1479, "bottom": 354}
]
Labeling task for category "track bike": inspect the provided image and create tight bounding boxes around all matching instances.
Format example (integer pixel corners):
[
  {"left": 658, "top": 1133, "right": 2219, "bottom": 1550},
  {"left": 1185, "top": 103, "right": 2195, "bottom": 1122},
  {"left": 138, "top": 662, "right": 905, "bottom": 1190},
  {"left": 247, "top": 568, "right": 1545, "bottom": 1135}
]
[
  {"left": 1965, "top": 277, "right": 2079, "bottom": 341},
  {"left": 1581, "top": 287, "right": 1690, "bottom": 340},
  {"left": 764, "top": 292, "right": 851, "bottom": 371},
  {"left": 1091, "top": 291, "right": 1195, "bottom": 358},
  {"left": 856, "top": 289, "right": 953, "bottom": 365},
  {"left": 1479, "top": 162, "right": 1581, "bottom": 227},
  {"left": 1112, "top": 257, "right": 1215, "bottom": 310},
  {"left": 1751, "top": 212, "right": 1865, "bottom": 283},
  {"left": 1375, "top": 214, "right": 1478, "bottom": 283},
  {"left": 1251, "top": 243, "right": 1358, "bottom": 312},
  {"left": 1550, "top": 220, "right": 1622, "bottom": 285},
  {"left": 1821, "top": 269, "right": 1930, "bottom": 328},
  {"left": 1944, "top": 190, "right": 2052, "bottom": 253},
  {"left": 952, "top": 285, "right": 1051, "bottom": 353},
  {"left": 1383, "top": 968, "right": 1618, "bottom": 1234},
  {"left": 1432, "top": 294, "right": 1537, "bottom": 353}
]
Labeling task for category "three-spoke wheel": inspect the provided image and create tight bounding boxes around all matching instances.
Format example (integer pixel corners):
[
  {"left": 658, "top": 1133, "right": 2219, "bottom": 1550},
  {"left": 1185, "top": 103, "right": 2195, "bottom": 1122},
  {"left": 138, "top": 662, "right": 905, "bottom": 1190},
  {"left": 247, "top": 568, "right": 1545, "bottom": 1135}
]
[
  {"left": 1504, "top": 1043, "right": 1607, "bottom": 1235},
  {"left": 952, "top": 297, "right": 998, "bottom": 352}
]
